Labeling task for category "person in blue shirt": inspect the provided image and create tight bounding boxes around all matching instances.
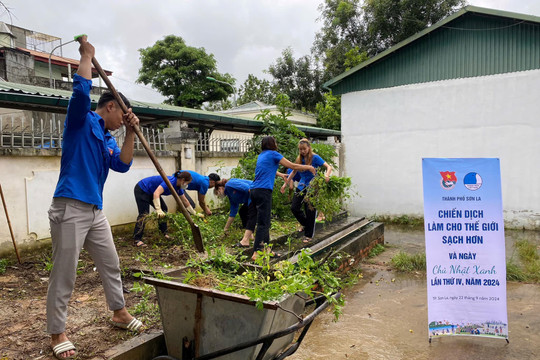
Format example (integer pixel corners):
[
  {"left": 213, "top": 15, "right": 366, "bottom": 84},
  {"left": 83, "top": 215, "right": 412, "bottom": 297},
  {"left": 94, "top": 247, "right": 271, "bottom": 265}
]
[
  {"left": 250, "top": 136, "right": 315, "bottom": 260},
  {"left": 213, "top": 178, "right": 256, "bottom": 248},
  {"left": 183, "top": 170, "right": 220, "bottom": 216},
  {"left": 132, "top": 171, "right": 193, "bottom": 247},
  {"left": 281, "top": 138, "right": 333, "bottom": 243},
  {"left": 46, "top": 37, "right": 142, "bottom": 360}
]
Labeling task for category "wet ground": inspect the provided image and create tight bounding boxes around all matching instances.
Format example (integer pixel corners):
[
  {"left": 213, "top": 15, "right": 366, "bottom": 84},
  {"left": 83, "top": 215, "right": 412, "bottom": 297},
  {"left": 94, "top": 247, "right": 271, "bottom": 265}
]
[{"left": 289, "top": 225, "right": 540, "bottom": 360}]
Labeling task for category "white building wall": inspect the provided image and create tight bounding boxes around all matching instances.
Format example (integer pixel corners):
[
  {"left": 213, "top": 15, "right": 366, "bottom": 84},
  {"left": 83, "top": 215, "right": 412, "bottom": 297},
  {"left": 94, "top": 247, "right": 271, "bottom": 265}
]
[
  {"left": 0, "top": 154, "right": 176, "bottom": 256},
  {"left": 342, "top": 70, "right": 540, "bottom": 229}
]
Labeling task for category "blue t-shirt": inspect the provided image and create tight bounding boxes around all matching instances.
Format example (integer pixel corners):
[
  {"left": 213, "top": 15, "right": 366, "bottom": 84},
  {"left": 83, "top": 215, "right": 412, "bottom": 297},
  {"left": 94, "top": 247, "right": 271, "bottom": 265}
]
[
  {"left": 185, "top": 170, "right": 210, "bottom": 195},
  {"left": 251, "top": 150, "right": 284, "bottom": 190},
  {"left": 297, "top": 154, "right": 326, "bottom": 191},
  {"left": 138, "top": 175, "right": 185, "bottom": 197},
  {"left": 53, "top": 74, "right": 131, "bottom": 209},
  {"left": 225, "top": 179, "right": 252, "bottom": 217}
]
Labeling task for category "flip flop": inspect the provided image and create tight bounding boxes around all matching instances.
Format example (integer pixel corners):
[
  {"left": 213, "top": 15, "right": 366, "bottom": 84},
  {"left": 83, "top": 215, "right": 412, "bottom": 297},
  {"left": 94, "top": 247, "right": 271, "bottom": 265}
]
[
  {"left": 232, "top": 242, "right": 250, "bottom": 248},
  {"left": 52, "top": 340, "right": 76, "bottom": 359},
  {"left": 302, "top": 237, "right": 312, "bottom": 244},
  {"left": 134, "top": 240, "right": 147, "bottom": 248},
  {"left": 110, "top": 317, "right": 143, "bottom": 332}
]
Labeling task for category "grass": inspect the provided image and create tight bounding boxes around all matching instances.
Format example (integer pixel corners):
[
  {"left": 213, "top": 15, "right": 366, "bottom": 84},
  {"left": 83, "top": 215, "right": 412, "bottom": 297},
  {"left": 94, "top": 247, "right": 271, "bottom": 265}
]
[
  {"left": 390, "top": 251, "right": 426, "bottom": 272},
  {"left": 371, "top": 214, "right": 424, "bottom": 229},
  {"left": 506, "top": 239, "right": 540, "bottom": 283},
  {"left": 368, "top": 244, "right": 385, "bottom": 258}
]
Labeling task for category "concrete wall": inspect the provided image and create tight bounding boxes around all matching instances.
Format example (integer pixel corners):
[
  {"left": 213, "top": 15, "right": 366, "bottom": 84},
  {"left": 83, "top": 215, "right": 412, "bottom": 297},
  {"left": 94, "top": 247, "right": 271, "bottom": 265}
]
[
  {"left": 4, "top": 51, "right": 35, "bottom": 83},
  {"left": 0, "top": 149, "right": 177, "bottom": 257},
  {"left": 342, "top": 70, "right": 540, "bottom": 230}
]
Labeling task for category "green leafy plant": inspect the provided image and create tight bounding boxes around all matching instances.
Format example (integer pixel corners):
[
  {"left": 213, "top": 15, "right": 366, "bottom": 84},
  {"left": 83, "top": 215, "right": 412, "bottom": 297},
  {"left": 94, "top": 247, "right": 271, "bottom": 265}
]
[
  {"left": 368, "top": 244, "right": 385, "bottom": 258},
  {"left": 182, "top": 247, "right": 345, "bottom": 320},
  {"left": 0, "top": 258, "right": 8, "bottom": 275},
  {"left": 304, "top": 174, "right": 353, "bottom": 222}
]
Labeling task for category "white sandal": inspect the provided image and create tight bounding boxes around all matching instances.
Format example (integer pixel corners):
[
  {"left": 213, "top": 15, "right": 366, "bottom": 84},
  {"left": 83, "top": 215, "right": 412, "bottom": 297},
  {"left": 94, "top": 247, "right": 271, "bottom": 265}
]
[
  {"left": 52, "top": 340, "right": 76, "bottom": 359},
  {"left": 110, "top": 317, "right": 143, "bottom": 332}
]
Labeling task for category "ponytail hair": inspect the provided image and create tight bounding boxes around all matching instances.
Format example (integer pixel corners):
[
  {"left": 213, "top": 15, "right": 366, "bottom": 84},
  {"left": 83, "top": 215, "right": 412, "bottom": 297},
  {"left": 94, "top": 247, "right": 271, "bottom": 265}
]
[
  {"left": 175, "top": 171, "right": 192, "bottom": 182},
  {"left": 295, "top": 138, "right": 314, "bottom": 165},
  {"left": 213, "top": 179, "right": 229, "bottom": 195}
]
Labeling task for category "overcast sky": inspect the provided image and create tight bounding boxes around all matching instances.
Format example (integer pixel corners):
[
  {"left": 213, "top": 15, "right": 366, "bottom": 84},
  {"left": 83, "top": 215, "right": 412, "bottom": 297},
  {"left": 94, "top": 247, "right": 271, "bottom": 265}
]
[{"left": 3, "top": 0, "right": 540, "bottom": 103}]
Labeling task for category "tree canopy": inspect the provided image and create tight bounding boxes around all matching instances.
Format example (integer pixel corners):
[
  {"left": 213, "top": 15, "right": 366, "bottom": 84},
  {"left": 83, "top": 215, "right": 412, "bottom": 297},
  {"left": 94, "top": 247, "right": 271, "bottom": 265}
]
[{"left": 137, "top": 35, "right": 235, "bottom": 109}]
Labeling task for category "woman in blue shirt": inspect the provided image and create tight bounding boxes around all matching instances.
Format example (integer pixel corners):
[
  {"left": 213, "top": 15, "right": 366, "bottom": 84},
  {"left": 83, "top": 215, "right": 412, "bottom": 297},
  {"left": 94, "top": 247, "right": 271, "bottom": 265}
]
[
  {"left": 250, "top": 136, "right": 315, "bottom": 259},
  {"left": 184, "top": 171, "right": 220, "bottom": 216},
  {"left": 133, "top": 171, "right": 192, "bottom": 247},
  {"left": 214, "top": 178, "right": 256, "bottom": 248},
  {"left": 281, "top": 138, "right": 333, "bottom": 243}
]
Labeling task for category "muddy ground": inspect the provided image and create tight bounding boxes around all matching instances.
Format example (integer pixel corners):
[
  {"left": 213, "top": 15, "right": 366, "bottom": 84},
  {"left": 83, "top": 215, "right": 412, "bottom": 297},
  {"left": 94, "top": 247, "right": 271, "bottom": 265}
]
[{"left": 289, "top": 225, "right": 540, "bottom": 360}]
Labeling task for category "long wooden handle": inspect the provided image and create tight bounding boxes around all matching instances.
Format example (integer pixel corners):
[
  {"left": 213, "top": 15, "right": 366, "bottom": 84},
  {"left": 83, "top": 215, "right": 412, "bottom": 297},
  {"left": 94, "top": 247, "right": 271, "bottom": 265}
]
[
  {"left": 0, "top": 183, "right": 21, "bottom": 263},
  {"left": 90, "top": 58, "right": 197, "bottom": 228}
]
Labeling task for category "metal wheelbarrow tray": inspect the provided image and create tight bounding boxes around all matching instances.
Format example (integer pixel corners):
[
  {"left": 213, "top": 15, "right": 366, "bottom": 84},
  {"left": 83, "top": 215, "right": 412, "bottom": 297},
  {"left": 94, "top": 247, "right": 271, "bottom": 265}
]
[{"left": 144, "top": 267, "right": 339, "bottom": 360}]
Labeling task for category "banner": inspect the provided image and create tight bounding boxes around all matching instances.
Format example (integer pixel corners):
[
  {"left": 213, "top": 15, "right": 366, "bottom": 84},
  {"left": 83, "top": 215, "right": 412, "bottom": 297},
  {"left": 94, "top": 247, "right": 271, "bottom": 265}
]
[{"left": 422, "top": 158, "right": 507, "bottom": 341}]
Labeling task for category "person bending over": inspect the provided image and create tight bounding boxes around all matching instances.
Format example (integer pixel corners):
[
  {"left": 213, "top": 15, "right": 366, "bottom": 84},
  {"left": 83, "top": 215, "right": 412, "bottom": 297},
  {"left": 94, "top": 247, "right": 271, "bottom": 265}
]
[
  {"left": 214, "top": 178, "right": 255, "bottom": 248},
  {"left": 183, "top": 170, "right": 220, "bottom": 216},
  {"left": 133, "top": 171, "right": 192, "bottom": 247}
]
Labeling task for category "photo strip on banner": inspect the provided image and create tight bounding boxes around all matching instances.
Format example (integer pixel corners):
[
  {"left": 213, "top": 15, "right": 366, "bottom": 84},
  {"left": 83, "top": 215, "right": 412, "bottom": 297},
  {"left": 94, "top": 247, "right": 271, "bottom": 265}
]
[{"left": 422, "top": 158, "right": 508, "bottom": 342}]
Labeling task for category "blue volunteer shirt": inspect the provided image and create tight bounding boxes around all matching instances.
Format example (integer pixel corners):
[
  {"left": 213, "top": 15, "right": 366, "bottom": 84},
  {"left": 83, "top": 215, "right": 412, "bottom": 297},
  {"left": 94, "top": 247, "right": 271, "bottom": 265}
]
[
  {"left": 225, "top": 179, "right": 252, "bottom": 217},
  {"left": 138, "top": 175, "right": 185, "bottom": 197},
  {"left": 251, "top": 150, "right": 284, "bottom": 190},
  {"left": 297, "top": 154, "right": 326, "bottom": 191},
  {"left": 185, "top": 170, "right": 210, "bottom": 195},
  {"left": 53, "top": 74, "right": 131, "bottom": 209}
]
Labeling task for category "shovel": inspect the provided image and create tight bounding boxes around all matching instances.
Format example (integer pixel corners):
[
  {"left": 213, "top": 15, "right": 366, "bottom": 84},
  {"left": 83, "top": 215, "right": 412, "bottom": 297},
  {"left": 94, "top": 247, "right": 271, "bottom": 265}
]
[{"left": 75, "top": 35, "right": 204, "bottom": 252}]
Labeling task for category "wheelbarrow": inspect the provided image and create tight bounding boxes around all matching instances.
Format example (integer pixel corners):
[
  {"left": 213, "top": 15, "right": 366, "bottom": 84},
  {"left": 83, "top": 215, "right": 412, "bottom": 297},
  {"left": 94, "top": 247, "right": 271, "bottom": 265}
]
[{"left": 144, "top": 268, "right": 340, "bottom": 360}]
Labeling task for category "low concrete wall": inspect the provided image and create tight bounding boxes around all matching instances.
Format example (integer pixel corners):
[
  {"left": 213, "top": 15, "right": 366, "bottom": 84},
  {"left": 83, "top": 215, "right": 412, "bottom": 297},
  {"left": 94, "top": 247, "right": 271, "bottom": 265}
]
[{"left": 0, "top": 148, "right": 177, "bottom": 258}]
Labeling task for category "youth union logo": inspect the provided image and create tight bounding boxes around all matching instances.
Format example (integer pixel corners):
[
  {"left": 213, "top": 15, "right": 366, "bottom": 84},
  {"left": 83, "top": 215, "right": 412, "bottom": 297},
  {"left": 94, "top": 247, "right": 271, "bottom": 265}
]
[
  {"left": 440, "top": 171, "right": 457, "bottom": 190},
  {"left": 464, "top": 172, "right": 483, "bottom": 191}
]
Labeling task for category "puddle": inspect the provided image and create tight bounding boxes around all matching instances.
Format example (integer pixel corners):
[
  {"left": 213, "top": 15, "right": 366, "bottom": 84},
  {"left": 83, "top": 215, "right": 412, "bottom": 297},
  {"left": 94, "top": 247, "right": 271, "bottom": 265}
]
[{"left": 289, "top": 226, "right": 540, "bottom": 360}]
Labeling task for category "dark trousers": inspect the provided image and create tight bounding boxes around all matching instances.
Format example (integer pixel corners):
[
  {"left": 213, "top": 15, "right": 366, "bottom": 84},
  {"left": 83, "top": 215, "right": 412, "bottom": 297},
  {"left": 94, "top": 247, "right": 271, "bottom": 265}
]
[
  {"left": 291, "top": 188, "right": 317, "bottom": 238},
  {"left": 133, "top": 184, "right": 168, "bottom": 241},
  {"left": 239, "top": 202, "right": 257, "bottom": 231},
  {"left": 250, "top": 188, "right": 273, "bottom": 251}
]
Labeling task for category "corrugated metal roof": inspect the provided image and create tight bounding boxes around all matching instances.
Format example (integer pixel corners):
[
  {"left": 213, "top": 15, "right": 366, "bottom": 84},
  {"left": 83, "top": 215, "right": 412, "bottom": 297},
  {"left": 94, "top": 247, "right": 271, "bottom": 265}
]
[
  {"left": 324, "top": 5, "right": 540, "bottom": 94},
  {"left": 0, "top": 80, "right": 340, "bottom": 138}
]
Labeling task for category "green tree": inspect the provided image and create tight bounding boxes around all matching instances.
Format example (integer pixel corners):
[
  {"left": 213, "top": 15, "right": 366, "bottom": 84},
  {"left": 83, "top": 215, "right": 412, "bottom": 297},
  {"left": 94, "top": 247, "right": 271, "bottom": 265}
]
[
  {"left": 313, "top": 0, "right": 465, "bottom": 79},
  {"left": 312, "top": 0, "right": 366, "bottom": 80},
  {"left": 237, "top": 74, "right": 278, "bottom": 106},
  {"left": 137, "top": 35, "right": 235, "bottom": 109},
  {"left": 316, "top": 91, "right": 341, "bottom": 130},
  {"left": 364, "top": 0, "right": 466, "bottom": 53},
  {"left": 267, "top": 48, "right": 323, "bottom": 113}
]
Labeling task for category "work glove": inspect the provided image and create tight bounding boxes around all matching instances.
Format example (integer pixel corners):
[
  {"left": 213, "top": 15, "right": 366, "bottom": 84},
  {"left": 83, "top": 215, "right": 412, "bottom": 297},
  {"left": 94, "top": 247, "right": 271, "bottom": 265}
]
[
  {"left": 153, "top": 198, "right": 166, "bottom": 218},
  {"left": 186, "top": 205, "right": 196, "bottom": 215}
]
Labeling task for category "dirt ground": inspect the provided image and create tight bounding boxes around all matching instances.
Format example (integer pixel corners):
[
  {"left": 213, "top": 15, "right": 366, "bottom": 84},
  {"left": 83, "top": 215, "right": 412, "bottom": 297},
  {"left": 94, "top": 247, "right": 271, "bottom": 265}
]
[
  {"left": 1, "top": 224, "right": 538, "bottom": 360},
  {"left": 0, "top": 229, "right": 192, "bottom": 360}
]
